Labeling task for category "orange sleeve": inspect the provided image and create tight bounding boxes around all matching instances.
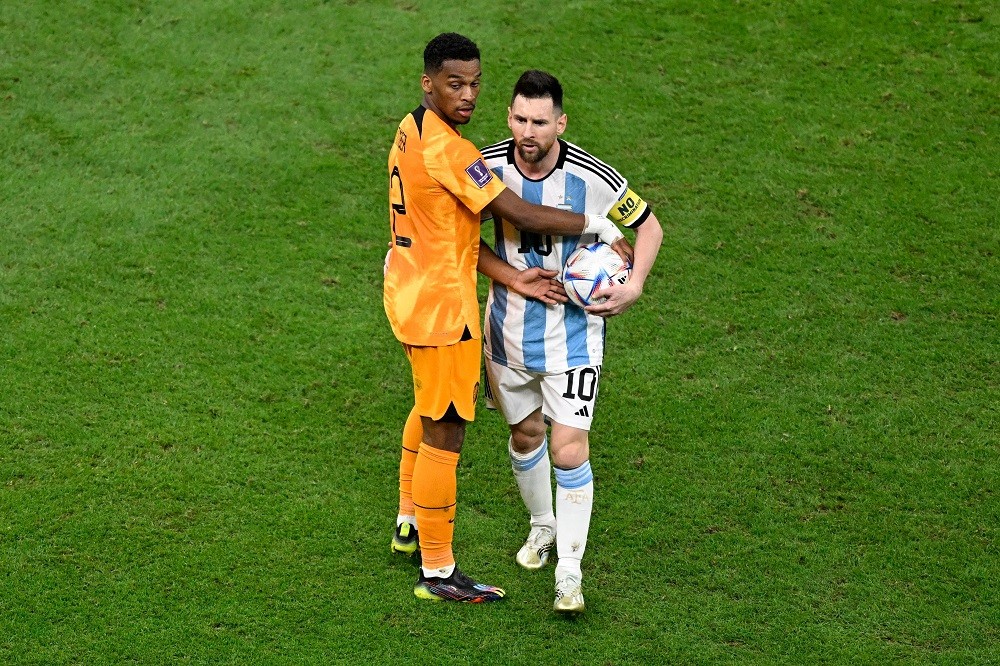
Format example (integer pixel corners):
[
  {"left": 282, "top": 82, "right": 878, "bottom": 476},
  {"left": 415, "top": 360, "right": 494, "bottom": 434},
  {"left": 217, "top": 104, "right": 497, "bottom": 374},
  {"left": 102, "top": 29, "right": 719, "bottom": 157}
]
[{"left": 425, "top": 135, "right": 506, "bottom": 215}]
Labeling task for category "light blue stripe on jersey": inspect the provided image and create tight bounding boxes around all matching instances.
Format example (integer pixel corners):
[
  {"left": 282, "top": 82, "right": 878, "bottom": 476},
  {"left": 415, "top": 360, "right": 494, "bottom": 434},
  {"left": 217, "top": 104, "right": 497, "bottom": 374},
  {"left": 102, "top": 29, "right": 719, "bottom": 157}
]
[
  {"left": 488, "top": 165, "right": 509, "bottom": 366},
  {"left": 520, "top": 179, "right": 547, "bottom": 372},
  {"left": 563, "top": 172, "right": 592, "bottom": 367},
  {"left": 554, "top": 461, "right": 593, "bottom": 490},
  {"left": 489, "top": 283, "right": 510, "bottom": 366}
]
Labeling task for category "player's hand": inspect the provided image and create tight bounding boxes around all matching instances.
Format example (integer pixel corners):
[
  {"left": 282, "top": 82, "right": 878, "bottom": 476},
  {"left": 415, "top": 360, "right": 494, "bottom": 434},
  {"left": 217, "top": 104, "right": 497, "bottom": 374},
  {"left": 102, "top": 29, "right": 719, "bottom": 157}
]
[
  {"left": 510, "top": 267, "right": 567, "bottom": 305},
  {"left": 383, "top": 247, "right": 391, "bottom": 276},
  {"left": 585, "top": 280, "right": 642, "bottom": 318},
  {"left": 609, "top": 237, "right": 634, "bottom": 266}
]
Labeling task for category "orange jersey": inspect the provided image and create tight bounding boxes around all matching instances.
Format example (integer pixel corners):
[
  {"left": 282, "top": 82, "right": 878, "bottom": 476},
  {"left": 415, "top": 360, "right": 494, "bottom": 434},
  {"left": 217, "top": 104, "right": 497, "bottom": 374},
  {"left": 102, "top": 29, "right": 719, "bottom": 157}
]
[{"left": 384, "top": 106, "right": 506, "bottom": 346}]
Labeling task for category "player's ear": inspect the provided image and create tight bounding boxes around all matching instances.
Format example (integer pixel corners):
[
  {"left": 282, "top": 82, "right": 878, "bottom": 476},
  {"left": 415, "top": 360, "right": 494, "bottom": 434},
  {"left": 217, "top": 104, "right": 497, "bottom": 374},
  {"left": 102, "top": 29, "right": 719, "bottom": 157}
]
[
  {"left": 557, "top": 113, "right": 567, "bottom": 135},
  {"left": 507, "top": 107, "right": 514, "bottom": 129},
  {"left": 421, "top": 74, "right": 433, "bottom": 94}
]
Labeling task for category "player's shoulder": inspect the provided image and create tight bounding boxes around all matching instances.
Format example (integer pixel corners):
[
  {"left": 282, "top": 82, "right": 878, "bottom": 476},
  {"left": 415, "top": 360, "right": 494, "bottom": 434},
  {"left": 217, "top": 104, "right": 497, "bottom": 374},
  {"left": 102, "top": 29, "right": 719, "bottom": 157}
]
[
  {"left": 398, "top": 106, "right": 452, "bottom": 153},
  {"left": 415, "top": 109, "right": 486, "bottom": 173},
  {"left": 559, "top": 139, "right": 626, "bottom": 194},
  {"left": 480, "top": 138, "right": 514, "bottom": 167},
  {"left": 394, "top": 106, "right": 421, "bottom": 138}
]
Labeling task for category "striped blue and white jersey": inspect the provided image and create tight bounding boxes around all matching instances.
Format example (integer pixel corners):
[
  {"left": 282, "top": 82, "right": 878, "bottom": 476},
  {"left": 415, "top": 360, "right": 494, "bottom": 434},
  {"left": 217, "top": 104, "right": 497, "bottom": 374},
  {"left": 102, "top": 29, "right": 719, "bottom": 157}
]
[{"left": 481, "top": 138, "right": 651, "bottom": 373}]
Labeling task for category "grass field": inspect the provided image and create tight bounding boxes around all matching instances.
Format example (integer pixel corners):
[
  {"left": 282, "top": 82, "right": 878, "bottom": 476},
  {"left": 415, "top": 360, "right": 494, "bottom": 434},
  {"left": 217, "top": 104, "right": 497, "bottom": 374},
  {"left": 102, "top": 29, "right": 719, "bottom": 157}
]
[{"left": 1, "top": 0, "right": 997, "bottom": 663}]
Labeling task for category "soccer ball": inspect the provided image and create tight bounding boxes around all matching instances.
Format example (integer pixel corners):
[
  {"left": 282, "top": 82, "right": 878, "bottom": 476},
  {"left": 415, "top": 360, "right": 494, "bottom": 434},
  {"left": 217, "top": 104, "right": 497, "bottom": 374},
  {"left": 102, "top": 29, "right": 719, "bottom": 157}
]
[{"left": 562, "top": 242, "right": 631, "bottom": 308}]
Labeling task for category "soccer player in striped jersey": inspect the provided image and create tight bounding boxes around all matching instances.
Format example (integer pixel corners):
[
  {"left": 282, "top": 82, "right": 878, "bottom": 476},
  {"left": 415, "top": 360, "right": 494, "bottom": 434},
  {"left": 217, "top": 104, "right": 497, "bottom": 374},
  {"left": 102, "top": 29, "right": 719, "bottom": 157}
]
[
  {"left": 477, "top": 70, "right": 663, "bottom": 613},
  {"left": 385, "top": 37, "right": 632, "bottom": 604}
]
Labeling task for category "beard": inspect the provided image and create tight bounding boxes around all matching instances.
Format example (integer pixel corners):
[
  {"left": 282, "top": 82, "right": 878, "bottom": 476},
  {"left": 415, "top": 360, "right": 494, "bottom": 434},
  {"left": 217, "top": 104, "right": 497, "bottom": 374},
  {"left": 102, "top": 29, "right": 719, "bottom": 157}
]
[{"left": 516, "top": 141, "right": 551, "bottom": 164}]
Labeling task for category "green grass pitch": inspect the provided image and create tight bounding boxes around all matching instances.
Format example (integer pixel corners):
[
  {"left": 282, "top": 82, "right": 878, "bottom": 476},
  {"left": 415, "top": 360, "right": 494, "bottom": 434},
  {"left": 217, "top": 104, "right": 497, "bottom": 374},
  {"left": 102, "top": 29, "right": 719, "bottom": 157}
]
[{"left": 1, "top": 0, "right": 997, "bottom": 663}]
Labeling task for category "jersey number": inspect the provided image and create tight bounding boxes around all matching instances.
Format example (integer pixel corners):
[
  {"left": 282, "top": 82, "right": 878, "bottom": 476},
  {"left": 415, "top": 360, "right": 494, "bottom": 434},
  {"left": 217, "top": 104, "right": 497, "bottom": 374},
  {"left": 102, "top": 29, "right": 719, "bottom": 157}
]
[
  {"left": 389, "top": 166, "right": 411, "bottom": 247},
  {"left": 562, "top": 367, "right": 599, "bottom": 401},
  {"left": 517, "top": 231, "right": 552, "bottom": 256}
]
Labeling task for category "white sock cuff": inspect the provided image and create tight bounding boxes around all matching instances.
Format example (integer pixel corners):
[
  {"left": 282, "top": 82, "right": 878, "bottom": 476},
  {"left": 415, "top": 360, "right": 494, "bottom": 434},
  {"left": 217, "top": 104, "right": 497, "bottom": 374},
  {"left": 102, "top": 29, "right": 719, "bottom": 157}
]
[
  {"left": 422, "top": 563, "right": 455, "bottom": 579},
  {"left": 509, "top": 436, "right": 549, "bottom": 473}
]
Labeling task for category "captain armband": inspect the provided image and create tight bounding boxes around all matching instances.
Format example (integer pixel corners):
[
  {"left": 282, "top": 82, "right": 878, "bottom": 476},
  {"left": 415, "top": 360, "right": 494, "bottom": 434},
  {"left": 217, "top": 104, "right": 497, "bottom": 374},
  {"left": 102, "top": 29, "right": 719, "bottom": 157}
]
[{"left": 607, "top": 187, "right": 652, "bottom": 229}]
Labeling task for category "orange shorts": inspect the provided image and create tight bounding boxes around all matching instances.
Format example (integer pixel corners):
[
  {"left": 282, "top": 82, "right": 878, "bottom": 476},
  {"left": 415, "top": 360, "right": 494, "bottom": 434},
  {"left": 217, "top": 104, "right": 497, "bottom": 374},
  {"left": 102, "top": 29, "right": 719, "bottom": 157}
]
[{"left": 404, "top": 337, "right": 481, "bottom": 422}]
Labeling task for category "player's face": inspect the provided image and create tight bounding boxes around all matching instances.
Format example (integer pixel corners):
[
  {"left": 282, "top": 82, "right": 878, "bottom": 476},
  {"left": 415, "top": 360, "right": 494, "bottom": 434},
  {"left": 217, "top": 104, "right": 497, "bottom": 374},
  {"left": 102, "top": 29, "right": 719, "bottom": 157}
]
[
  {"left": 421, "top": 59, "right": 482, "bottom": 128},
  {"left": 508, "top": 95, "right": 567, "bottom": 165}
]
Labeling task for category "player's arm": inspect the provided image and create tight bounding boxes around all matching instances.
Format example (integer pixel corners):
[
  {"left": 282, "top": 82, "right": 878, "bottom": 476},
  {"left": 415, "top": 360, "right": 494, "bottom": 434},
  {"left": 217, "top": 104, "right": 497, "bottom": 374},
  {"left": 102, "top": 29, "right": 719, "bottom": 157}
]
[
  {"left": 626, "top": 211, "right": 663, "bottom": 291},
  {"left": 487, "top": 189, "right": 634, "bottom": 264},
  {"left": 431, "top": 139, "right": 630, "bottom": 261},
  {"left": 586, "top": 209, "right": 663, "bottom": 318},
  {"left": 586, "top": 211, "right": 662, "bottom": 317},
  {"left": 477, "top": 240, "right": 567, "bottom": 305}
]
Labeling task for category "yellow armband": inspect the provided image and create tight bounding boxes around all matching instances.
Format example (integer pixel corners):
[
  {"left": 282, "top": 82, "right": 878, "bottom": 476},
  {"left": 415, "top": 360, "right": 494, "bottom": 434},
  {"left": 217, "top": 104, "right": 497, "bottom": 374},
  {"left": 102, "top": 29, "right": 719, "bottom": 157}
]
[{"left": 607, "top": 188, "right": 651, "bottom": 229}]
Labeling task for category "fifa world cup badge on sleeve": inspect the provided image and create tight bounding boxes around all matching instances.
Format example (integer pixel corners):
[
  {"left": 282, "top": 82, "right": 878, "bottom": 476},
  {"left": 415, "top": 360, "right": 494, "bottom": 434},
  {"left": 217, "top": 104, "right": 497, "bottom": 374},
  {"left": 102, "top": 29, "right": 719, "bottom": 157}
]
[{"left": 465, "top": 159, "right": 493, "bottom": 188}]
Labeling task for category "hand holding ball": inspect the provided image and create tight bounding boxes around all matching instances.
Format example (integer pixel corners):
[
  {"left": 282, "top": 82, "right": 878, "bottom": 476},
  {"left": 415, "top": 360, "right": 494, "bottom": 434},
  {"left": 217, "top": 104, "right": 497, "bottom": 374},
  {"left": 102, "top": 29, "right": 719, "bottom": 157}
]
[{"left": 562, "top": 242, "right": 631, "bottom": 308}]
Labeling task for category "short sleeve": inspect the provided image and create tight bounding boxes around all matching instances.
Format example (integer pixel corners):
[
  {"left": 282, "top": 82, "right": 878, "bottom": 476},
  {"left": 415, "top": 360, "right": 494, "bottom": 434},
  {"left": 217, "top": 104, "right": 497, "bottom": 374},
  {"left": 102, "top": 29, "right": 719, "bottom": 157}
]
[{"left": 426, "top": 136, "right": 506, "bottom": 214}]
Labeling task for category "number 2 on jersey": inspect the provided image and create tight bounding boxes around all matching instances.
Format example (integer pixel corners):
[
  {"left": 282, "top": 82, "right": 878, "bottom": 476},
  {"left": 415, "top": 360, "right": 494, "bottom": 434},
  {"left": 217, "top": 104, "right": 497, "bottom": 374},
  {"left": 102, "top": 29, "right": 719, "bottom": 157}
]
[{"left": 390, "top": 165, "right": 411, "bottom": 247}]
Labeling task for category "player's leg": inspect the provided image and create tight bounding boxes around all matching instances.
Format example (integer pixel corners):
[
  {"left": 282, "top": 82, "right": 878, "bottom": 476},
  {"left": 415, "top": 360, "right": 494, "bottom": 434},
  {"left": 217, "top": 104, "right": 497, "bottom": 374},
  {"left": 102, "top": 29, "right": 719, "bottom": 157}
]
[
  {"left": 412, "top": 412, "right": 503, "bottom": 602},
  {"left": 549, "top": 422, "right": 591, "bottom": 613},
  {"left": 412, "top": 411, "right": 464, "bottom": 577},
  {"left": 391, "top": 405, "right": 422, "bottom": 555},
  {"left": 485, "top": 359, "right": 555, "bottom": 569},
  {"left": 540, "top": 365, "right": 600, "bottom": 613},
  {"left": 407, "top": 338, "right": 505, "bottom": 603},
  {"left": 509, "top": 410, "right": 557, "bottom": 569}
]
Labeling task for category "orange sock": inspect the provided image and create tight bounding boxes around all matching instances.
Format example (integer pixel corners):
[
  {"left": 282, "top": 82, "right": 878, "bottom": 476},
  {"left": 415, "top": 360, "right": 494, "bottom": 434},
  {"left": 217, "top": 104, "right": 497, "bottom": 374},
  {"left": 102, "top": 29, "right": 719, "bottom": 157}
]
[
  {"left": 412, "top": 443, "right": 459, "bottom": 570},
  {"left": 398, "top": 407, "right": 422, "bottom": 517}
]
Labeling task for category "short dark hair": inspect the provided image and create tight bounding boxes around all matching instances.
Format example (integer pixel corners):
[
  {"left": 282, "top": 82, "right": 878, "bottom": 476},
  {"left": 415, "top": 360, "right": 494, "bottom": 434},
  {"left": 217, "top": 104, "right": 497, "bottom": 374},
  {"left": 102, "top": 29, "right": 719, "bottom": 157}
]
[
  {"left": 423, "top": 33, "right": 480, "bottom": 74},
  {"left": 511, "top": 70, "right": 563, "bottom": 113}
]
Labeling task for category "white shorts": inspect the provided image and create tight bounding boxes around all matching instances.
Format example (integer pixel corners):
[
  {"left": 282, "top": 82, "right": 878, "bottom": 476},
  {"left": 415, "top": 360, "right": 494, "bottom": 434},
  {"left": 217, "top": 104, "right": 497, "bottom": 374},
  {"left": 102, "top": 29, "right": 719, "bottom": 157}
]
[{"left": 484, "top": 358, "right": 601, "bottom": 431}]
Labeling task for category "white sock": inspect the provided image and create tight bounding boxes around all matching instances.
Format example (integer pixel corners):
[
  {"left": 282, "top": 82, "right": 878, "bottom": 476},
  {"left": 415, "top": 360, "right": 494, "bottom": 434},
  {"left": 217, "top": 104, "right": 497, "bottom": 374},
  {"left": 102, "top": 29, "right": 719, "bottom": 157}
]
[
  {"left": 509, "top": 437, "right": 556, "bottom": 530},
  {"left": 396, "top": 514, "right": 416, "bottom": 528},
  {"left": 422, "top": 563, "right": 455, "bottom": 579},
  {"left": 554, "top": 461, "right": 593, "bottom": 580}
]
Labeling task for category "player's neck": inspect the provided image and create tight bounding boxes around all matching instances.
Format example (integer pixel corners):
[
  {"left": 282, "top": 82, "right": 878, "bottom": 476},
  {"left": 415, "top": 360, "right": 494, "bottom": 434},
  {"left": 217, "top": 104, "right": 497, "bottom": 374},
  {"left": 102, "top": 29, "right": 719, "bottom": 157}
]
[{"left": 422, "top": 99, "right": 459, "bottom": 132}]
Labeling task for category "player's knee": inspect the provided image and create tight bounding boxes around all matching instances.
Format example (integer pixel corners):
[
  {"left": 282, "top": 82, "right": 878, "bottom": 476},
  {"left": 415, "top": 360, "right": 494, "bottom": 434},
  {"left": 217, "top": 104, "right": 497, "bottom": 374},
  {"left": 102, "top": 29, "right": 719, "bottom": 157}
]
[
  {"left": 550, "top": 436, "right": 589, "bottom": 469},
  {"left": 421, "top": 415, "right": 466, "bottom": 453},
  {"left": 510, "top": 428, "right": 544, "bottom": 455},
  {"left": 510, "top": 415, "right": 546, "bottom": 454}
]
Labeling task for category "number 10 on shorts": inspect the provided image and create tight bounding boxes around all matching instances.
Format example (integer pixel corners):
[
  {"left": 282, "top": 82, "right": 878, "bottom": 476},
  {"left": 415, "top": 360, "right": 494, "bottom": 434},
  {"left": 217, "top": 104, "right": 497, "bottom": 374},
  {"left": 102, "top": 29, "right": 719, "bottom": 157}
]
[
  {"left": 562, "top": 366, "right": 600, "bottom": 400},
  {"left": 562, "top": 365, "right": 600, "bottom": 421}
]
